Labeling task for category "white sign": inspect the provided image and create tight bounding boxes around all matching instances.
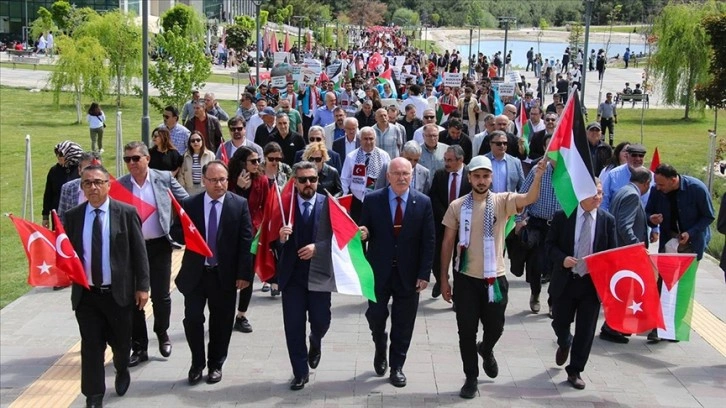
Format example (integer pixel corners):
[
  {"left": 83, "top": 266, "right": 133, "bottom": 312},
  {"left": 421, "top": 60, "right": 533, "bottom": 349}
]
[
  {"left": 273, "top": 52, "right": 290, "bottom": 66},
  {"left": 444, "top": 72, "right": 463, "bottom": 88},
  {"left": 326, "top": 61, "right": 342, "bottom": 78},
  {"left": 497, "top": 83, "right": 516, "bottom": 96},
  {"left": 271, "top": 76, "right": 287, "bottom": 89},
  {"left": 291, "top": 65, "right": 302, "bottom": 82},
  {"left": 303, "top": 58, "right": 322, "bottom": 74},
  {"left": 301, "top": 68, "right": 317, "bottom": 85},
  {"left": 507, "top": 71, "right": 520, "bottom": 83}
]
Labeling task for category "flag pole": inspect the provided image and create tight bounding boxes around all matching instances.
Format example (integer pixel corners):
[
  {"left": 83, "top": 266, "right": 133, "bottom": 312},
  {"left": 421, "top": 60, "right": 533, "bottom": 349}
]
[
  {"left": 22, "top": 135, "right": 33, "bottom": 221},
  {"left": 275, "top": 182, "right": 285, "bottom": 226},
  {"left": 543, "top": 87, "right": 578, "bottom": 155},
  {"left": 288, "top": 182, "right": 295, "bottom": 227}
]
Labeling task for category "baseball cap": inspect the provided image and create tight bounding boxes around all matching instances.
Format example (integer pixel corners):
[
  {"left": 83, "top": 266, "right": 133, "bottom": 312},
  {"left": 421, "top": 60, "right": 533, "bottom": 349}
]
[
  {"left": 468, "top": 155, "right": 493, "bottom": 172},
  {"left": 625, "top": 144, "right": 647, "bottom": 154},
  {"left": 586, "top": 122, "right": 601, "bottom": 131},
  {"left": 260, "top": 107, "right": 276, "bottom": 116}
]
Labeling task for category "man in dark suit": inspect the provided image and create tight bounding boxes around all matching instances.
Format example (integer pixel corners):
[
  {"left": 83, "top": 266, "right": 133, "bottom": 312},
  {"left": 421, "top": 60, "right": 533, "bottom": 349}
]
[
  {"left": 440, "top": 119, "right": 472, "bottom": 164},
  {"left": 277, "top": 161, "right": 331, "bottom": 391},
  {"left": 117, "top": 141, "right": 189, "bottom": 367},
  {"left": 66, "top": 164, "right": 150, "bottom": 408},
  {"left": 545, "top": 181, "right": 617, "bottom": 390},
  {"left": 359, "top": 157, "right": 435, "bottom": 388},
  {"left": 428, "top": 145, "right": 471, "bottom": 298},
  {"left": 332, "top": 117, "right": 360, "bottom": 160},
  {"left": 175, "top": 161, "right": 253, "bottom": 385}
]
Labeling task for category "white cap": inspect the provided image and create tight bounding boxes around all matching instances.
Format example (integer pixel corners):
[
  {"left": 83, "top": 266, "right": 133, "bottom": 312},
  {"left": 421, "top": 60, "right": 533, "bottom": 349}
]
[{"left": 468, "top": 155, "right": 493, "bottom": 172}]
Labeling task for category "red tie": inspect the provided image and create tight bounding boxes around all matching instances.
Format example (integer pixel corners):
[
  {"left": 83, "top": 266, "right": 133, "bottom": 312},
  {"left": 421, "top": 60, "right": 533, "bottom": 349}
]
[
  {"left": 393, "top": 196, "right": 403, "bottom": 237},
  {"left": 449, "top": 172, "right": 458, "bottom": 203}
]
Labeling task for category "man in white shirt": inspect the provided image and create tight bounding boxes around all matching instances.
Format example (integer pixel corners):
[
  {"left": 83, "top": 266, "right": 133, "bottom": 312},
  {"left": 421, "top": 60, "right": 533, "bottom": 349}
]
[{"left": 340, "top": 126, "right": 391, "bottom": 221}]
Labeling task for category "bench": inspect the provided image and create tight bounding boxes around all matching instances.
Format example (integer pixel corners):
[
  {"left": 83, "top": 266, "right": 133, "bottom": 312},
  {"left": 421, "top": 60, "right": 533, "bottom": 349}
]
[
  {"left": 9, "top": 55, "right": 41, "bottom": 70},
  {"left": 616, "top": 93, "right": 649, "bottom": 108}
]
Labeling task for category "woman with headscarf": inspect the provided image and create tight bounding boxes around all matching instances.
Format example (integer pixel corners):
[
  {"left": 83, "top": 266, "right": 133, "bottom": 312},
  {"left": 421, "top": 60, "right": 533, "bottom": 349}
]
[{"left": 43, "top": 141, "right": 83, "bottom": 230}]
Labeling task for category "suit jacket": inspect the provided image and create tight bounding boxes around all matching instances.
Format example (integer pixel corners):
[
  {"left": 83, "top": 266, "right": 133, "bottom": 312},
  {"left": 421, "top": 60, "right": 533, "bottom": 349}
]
[
  {"left": 428, "top": 167, "right": 472, "bottom": 232},
  {"left": 477, "top": 132, "right": 526, "bottom": 160},
  {"left": 332, "top": 137, "right": 360, "bottom": 162},
  {"left": 276, "top": 193, "right": 327, "bottom": 291},
  {"left": 174, "top": 192, "right": 253, "bottom": 294},
  {"left": 67, "top": 199, "right": 150, "bottom": 310},
  {"left": 374, "top": 163, "right": 431, "bottom": 195},
  {"left": 117, "top": 169, "right": 189, "bottom": 241},
  {"left": 484, "top": 152, "right": 524, "bottom": 193},
  {"left": 360, "top": 188, "right": 435, "bottom": 293},
  {"left": 610, "top": 183, "right": 648, "bottom": 246},
  {"left": 545, "top": 208, "right": 617, "bottom": 300},
  {"left": 294, "top": 149, "right": 343, "bottom": 174}
]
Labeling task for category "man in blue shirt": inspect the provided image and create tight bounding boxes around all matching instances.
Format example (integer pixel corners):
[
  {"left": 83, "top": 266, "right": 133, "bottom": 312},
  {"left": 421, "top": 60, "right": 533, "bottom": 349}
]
[{"left": 311, "top": 92, "right": 337, "bottom": 129}]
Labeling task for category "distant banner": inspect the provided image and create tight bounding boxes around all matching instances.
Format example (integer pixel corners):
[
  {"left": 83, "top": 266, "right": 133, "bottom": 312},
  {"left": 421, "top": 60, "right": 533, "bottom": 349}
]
[
  {"left": 326, "top": 61, "right": 342, "bottom": 78},
  {"left": 497, "top": 83, "right": 516, "bottom": 96},
  {"left": 507, "top": 71, "right": 520, "bottom": 83},
  {"left": 274, "top": 52, "right": 290, "bottom": 66},
  {"left": 292, "top": 65, "right": 302, "bottom": 82},
  {"left": 444, "top": 72, "right": 463, "bottom": 88},
  {"left": 301, "top": 68, "right": 317, "bottom": 85},
  {"left": 271, "top": 76, "right": 287, "bottom": 89},
  {"left": 303, "top": 58, "right": 322, "bottom": 74}
]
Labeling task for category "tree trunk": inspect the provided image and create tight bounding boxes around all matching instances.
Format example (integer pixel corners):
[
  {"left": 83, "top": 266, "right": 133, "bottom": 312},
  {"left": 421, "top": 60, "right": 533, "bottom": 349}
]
[
  {"left": 117, "top": 73, "right": 122, "bottom": 109},
  {"left": 684, "top": 67, "right": 694, "bottom": 120},
  {"left": 75, "top": 90, "right": 82, "bottom": 124}
]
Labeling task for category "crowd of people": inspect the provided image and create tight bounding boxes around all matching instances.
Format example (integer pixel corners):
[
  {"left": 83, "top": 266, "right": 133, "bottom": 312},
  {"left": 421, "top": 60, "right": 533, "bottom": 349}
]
[{"left": 40, "top": 31, "right": 723, "bottom": 408}]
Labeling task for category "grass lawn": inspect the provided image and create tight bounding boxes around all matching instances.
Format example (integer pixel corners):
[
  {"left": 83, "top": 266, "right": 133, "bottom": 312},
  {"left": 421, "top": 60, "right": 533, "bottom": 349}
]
[{"left": 0, "top": 86, "right": 724, "bottom": 308}]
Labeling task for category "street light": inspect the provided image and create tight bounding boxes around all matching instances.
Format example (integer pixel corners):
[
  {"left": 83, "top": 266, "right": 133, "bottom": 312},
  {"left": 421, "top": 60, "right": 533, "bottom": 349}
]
[
  {"left": 292, "top": 15, "right": 304, "bottom": 62},
  {"left": 466, "top": 25, "right": 475, "bottom": 77},
  {"left": 498, "top": 17, "right": 516, "bottom": 78},
  {"left": 581, "top": 0, "right": 595, "bottom": 114},
  {"left": 251, "top": 0, "right": 263, "bottom": 87}
]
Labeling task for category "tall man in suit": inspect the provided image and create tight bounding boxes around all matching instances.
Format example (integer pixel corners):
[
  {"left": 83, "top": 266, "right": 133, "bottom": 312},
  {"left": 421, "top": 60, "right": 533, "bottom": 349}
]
[
  {"left": 175, "top": 161, "right": 253, "bottom": 385},
  {"left": 484, "top": 131, "right": 525, "bottom": 193},
  {"left": 118, "top": 141, "right": 189, "bottom": 367},
  {"left": 359, "top": 158, "right": 435, "bottom": 388},
  {"left": 65, "top": 164, "right": 149, "bottom": 408},
  {"left": 428, "top": 145, "right": 471, "bottom": 298},
  {"left": 332, "top": 117, "right": 360, "bottom": 160},
  {"left": 375, "top": 141, "right": 432, "bottom": 195},
  {"left": 277, "top": 161, "right": 331, "bottom": 390},
  {"left": 545, "top": 181, "right": 617, "bottom": 390}
]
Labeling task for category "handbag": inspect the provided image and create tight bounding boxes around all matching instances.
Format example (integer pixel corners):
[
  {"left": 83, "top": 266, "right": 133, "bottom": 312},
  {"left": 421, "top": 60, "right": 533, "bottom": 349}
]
[{"left": 96, "top": 115, "right": 106, "bottom": 128}]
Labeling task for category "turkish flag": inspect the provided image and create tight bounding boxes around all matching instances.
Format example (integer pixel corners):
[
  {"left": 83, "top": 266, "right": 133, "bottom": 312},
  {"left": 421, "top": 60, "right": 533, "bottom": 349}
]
[
  {"left": 51, "top": 210, "right": 89, "bottom": 289},
  {"left": 353, "top": 164, "right": 366, "bottom": 177},
  {"left": 584, "top": 243, "right": 665, "bottom": 333},
  {"left": 337, "top": 194, "right": 353, "bottom": 213},
  {"left": 167, "top": 191, "right": 213, "bottom": 257},
  {"left": 253, "top": 182, "right": 282, "bottom": 282},
  {"left": 9, "top": 215, "right": 71, "bottom": 287},
  {"left": 649, "top": 147, "right": 660, "bottom": 172},
  {"left": 108, "top": 175, "right": 156, "bottom": 223},
  {"left": 219, "top": 141, "right": 229, "bottom": 165}
]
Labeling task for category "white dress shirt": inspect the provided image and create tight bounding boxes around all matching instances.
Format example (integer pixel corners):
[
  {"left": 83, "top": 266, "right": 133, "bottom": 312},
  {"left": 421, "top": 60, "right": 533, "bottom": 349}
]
[
  {"left": 83, "top": 198, "right": 111, "bottom": 286},
  {"left": 131, "top": 172, "right": 164, "bottom": 240}
]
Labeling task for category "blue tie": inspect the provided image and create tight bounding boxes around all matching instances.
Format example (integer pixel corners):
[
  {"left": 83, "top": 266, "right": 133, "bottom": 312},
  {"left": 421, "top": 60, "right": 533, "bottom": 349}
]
[
  {"left": 207, "top": 200, "right": 218, "bottom": 266},
  {"left": 302, "top": 201, "right": 311, "bottom": 222}
]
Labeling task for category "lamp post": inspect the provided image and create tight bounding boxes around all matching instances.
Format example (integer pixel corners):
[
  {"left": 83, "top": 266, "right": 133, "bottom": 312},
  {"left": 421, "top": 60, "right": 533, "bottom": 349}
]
[
  {"left": 424, "top": 25, "right": 428, "bottom": 55},
  {"left": 252, "top": 0, "right": 263, "bottom": 87},
  {"left": 477, "top": 26, "right": 481, "bottom": 56},
  {"left": 466, "top": 25, "right": 474, "bottom": 77},
  {"left": 141, "top": 0, "right": 149, "bottom": 145},
  {"left": 293, "top": 15, "right": 303, "bottom": 61},
  {"left": 498, "top": 17, "right": 516, "bottom": 78},
  {"left": 581, "top": 0, "right": 595, "bottom": 113}
]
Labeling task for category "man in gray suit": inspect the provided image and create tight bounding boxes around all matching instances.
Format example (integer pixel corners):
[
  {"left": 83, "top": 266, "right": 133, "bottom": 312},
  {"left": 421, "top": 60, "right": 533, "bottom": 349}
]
[
  {"left": 117, "top": 141, "right": 189, "bottom": 366},
  {"left": 65, "top": 164, "right": 149, "bottom": 408},
  {"left": 484, "top": 131, "right": 525, "bottom": 193},
  {"left": 375, "top": 141, "right": 432, "bottom": 195}
]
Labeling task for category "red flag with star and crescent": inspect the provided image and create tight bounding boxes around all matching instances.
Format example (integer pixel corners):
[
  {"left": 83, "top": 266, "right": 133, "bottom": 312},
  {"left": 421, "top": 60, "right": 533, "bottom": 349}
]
[
  {"left": 10, "top": 215, "right": 71, "bottom": 287},
  {"left": 108, "top": 174, "right": 156, "bottom": 223},
  {"left": 167, "top": 191, "right": 213, "bottom": 257},
  {"left": 584, "top": 243, "right": 665, "bottom": 333},
  {"left": 51, "top": 210, "right": 89, "bottom": 289}
]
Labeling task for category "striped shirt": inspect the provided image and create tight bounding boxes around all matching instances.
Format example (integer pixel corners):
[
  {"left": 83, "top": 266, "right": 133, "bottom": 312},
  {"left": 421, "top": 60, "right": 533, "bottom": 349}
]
[
  {"left": 516, "top": 163, "right": 560, "bottom": 222},
  {"left": 191, "top": 154, "right": 202, "bottom": 185}
]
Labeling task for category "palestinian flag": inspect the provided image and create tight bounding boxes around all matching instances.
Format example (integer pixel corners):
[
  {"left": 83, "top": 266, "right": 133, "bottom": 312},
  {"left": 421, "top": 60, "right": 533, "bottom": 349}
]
[
  {"left": 309, "top": 195, "right": 376, "bottom": 302},
  {"left": 436, "top": 103, "right": 457, "bottom": 125},
  {"left": 652, "top": 253, "right": 698, "bottom": 341},
  {"left": 516, "top": 105, "right": 531, "bottom": 154},
  {"left": 377, "top": 68, "right": 396, "bottom": 95},
  {"left": 545, "top": 90, "right": 597, "bottom": 216}
]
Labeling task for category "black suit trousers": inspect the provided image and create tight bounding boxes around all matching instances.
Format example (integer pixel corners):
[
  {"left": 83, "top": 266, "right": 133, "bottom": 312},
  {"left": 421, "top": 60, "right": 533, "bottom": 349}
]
[
  {"left": 281, "top": 281, "right": 331, "bottom": 378},
  {"left": 132, "top": 238, "right": 172, "bottom": 350},
  {"left": 453, "top": 273, "right": 509, "bottom": 379},
  {"left": 551, "top": 274, "right": 600, "bottom": 376},
  {"left": 75, "top": 290, "right": 133, "bottom": 397},
  {"left": 182, "top": 268, "right": 237, "bottom": 370},
  {"left": 366, "top": 269, "right": 420, "bottom": 370}
]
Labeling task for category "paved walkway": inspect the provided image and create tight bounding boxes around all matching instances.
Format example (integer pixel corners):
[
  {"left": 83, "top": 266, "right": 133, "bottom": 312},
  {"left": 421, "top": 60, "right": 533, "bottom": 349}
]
[{"left": 1, "top": 245, "right": 725, "bottom": 408}]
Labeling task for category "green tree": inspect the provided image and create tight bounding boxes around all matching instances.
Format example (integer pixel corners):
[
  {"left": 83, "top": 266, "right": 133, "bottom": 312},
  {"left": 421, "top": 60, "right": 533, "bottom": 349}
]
[
  {"left": 274, "top": 5, "right": 293, "bottom": 25},
  {"left": 652, "top": 2, "right": 723, "bottom": 119},
  {"left": 30, "top": 7, "right": 56, "bottom": 41},
  {"left": 391, "top": 8, "right": 420, "bottom": 27},
  {"left": 161, "top": 4, "right": 205, "bottom": 41},
  {"left": 430, "top": 13, "right": 441, "bottom": 27},
  {"left": 148, "top": 27, "right": 211, "bottom": 113},
  {"left": 348, "top": 0, "right": 387, "bottom": 27},
  {"left": 49, "top": 35, "right": 109, "bottom": 123},
  {"left": 64, "top": 7, "right": 99, "bottom": 37},
  {"left": 225, "top": 24, "right": 253, "bottom": 51},
  {"left": 568, "top": 22, "right": 584, "bottom": 57},
  {"left": 49, "top": 0, "right": 72, "bottom": 32},
  {"left": 235, "top": 15, "right": 256, "bottom": 31},
  {"left": 77, "top": 10, "right": 142, "bottom": 108},
  {"left": 695, "top": 14, "right": 726, "bottom": 111}
]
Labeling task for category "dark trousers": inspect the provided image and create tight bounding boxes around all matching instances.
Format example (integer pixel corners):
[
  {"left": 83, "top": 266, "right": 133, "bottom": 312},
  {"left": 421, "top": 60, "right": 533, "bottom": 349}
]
[
  {"left": 132, "top": 238, "right": 172, "bottom": 351},
  {"left": 237, "top": 285, "right": 252, "bottom": 312},
  {"left": 302, "top": 114, "right": 313, "bottom": 139},
  {"left": 432, "top": 227, "right": 451, "bottom": 286},
  {"left": 551, "top": 274, "right": 600, "bottom": 376},
  {"left": 182, "top": 267, "right": 237, "bottom": 370},
  {"left": 453, "top": 273, "right": 508, "bottom": 379},
  {"left": 75, "top": 290, "right": 133, "bottom": 398},
  {"left": 366, "top": 270, "right": 420, "bottom": 370},
  {"left": 600, "top": 117, "right": 615, "bottom": 146},
  {"left": 524, "top": 219, "right": 552, "bottom": 297},
  {"left": 281, "top": 283, "right": 331, "bottom": 378}
]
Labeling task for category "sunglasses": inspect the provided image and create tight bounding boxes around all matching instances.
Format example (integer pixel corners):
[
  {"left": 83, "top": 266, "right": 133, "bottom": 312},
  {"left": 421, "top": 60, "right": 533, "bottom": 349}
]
[
  {"left": 230, "top": 127, "right": 245, "bottom": 132},
  {"left": 629, "top": 153, "right": 645, "bottom": 158},
  {"left": 190, "top": 138, "right": 203, "bottom": 143},
  {"left": 309, "top": 137, "right": 323, "bottom": 142},
  {"left": 123, "top": 155, "right": 143, "bottom": 163},
  {"left": 296, "top": 176, "right": 319, "bottom": 183},
  {"left": 423, "top": 115, "right": 435, "bottom": 119},
  {"left": 309, "top": 157, "right": 324, "bottom": 163},
  {"left": 247, "top": 158, "right": 260, "bottom": 164},
  {"left": 491, "top": 141, "right": 508, "bottom": 146},
  {"left": 266, "top": 157, "right": 282, "bottom": 162}
]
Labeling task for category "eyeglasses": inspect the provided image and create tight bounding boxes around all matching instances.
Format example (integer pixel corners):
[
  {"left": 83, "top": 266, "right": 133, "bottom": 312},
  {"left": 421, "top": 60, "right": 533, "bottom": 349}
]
[
  {"left": 266, "top": 157, "right": 282, "bottom": 162},
  {"left": 545, "top": 118, "right": 557, "bottom": 122},
  {"left": 247, "top": 158, "right": 260, "bottom": 164},
  {"left": 296, "top": 176, "right": 319, "bottom": 183},
  {"left": 309, "top": 157, "right": 324, "bottom": 163},
  {"left": 204, "top": 177, "right": 227, "bottom": 184},
  {"left": 81, "top": 179, "right": 109, "bottom": 188},
  {"left": 629, "top": 153, "right": 645, "bottom": 158},
  {"left": 123, "top": 155, "right": 143, "bottom": 163},
  {"left": 491, "top": 141, "right": 508, "bottom": 146},
  {"left": 190, "top": 138, "right": 203, "bottom": 143},
  {"left": 230, "top": 127, "right": 245, "bottom": 132},
  {"left": 423, "top": 116, "right": 435, "bottom": 119},
  {"left": 309, "top": 137, "right": 323, "bottom": 142}
]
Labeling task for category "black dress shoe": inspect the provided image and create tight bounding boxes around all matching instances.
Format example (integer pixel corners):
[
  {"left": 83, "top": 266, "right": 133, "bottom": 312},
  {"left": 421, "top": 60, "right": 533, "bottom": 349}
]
[
  {"left": 647, "top": 329, "right": 661, "bottom": 344},
  {"left": 128, "top": 350, "right": 148, "bottom": 367},
  {"left": 389, "top": 368, "right": 406, "bottom": 387},
  {"left": 157, "top": 332, "right": 172, "bottom": 358},
  {"left": 290, "top": 375, "right": 309, "bottom": 390},
  {"left": 555, "top": 345, "right": 570, "bottom": 366},
  {"left": 373, "top": 348, "right": 388, "bottom": 376},
  {"left": 459, "top": 377, "right": 478, "bottom": 399},
  {"left": 270, "top": 287, "right": 281, "bottom": 297},
  {"left": 188, "top": 366, "right": 204, "bottom": 385},
  {"left": 86, "top": 394, "right": 104, "bottom": 408},
  {"left": 567, "top": 373, "right": 586, "bottom": 390},
  {"left": 477, "top": 342, "right": 498, "bottom": 378},
  {"left": 431, "top": 282, "right": 441, "bottom": 298},
  {"left": 599, "top": 329, "right": 629, "bottom": 344},
  {"left": 115, "top": 369, "right": 130, "bottom": 396},
  {"left": 207, "top": 368, "right": 222, "bottom": 384},
  {"left": 234, "top": 316, "right": 253, "bottom": 333},
  {"left": 308, "top": 344, "right": 321, "bottom": 369}
]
